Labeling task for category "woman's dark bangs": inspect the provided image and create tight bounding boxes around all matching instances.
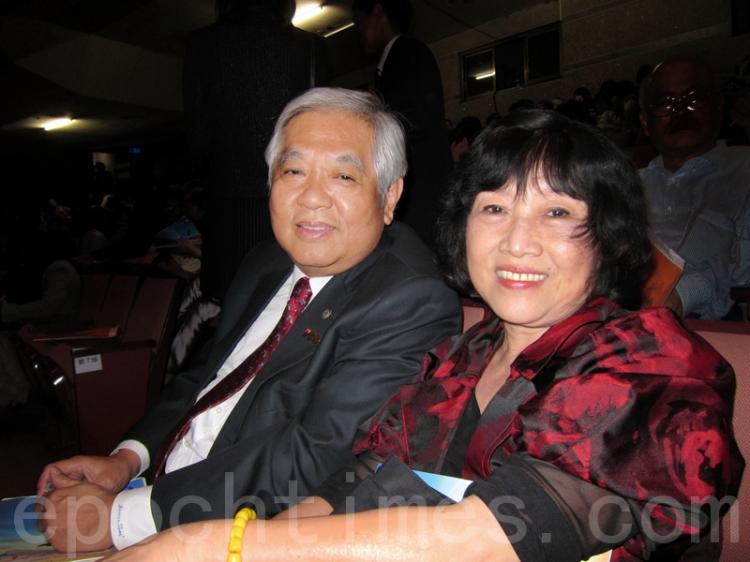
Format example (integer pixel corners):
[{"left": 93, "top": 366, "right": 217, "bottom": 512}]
[
  {"left": 466, "top": 121, "right": 593, "bottom": 206},
  {"left": 525, "top": 131, "right": 588, "bottom": 202},
  {"left": 469, "top": 132, "right": 518, "bottom": 194}
]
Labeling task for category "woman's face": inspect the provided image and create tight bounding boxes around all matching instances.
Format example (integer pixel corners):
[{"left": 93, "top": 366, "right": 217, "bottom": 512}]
[{"left": 466, "top": 177, "right": 598, "bottom": 334}]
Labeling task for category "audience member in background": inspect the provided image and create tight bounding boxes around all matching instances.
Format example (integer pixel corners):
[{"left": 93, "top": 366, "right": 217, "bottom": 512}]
[
  {"left": 594, "top": 79, "right": 634, "bottom": 146},
  {"left": 37, "top": 88, "right": 460, "bottom": 553},
  {"left": 594, "top": 79, "right": 619, "bottom": 123},
  {"left": 508, "top": 98, "right": 537, "bottom": 113},
  {"left": 163, "top": 275, "right": 221, "bottom": 385},
  {"left": 448, "top": 115, "right": 482, "bottom": 163},
  {"left": 184, "top": 0, "right": 326, "bottom": 303},
  {"left": 352, "top": 0, "right": 451, "bottom": 246},
  {"left": 485, "top": 111, "right": 502, "bottom": 127},
  {"left": 0, "top": 226, "right": 81, "bottom": 329},
  {"left": 79, "top": 206, "right": 112, "bottom": 257},
  {"left": 154, "top": 186, "right": 214, "bottom": 381},
  {"left": 88, "top": 162, "right": 114, "bottom": 209},
  {"left": 151, "top": 186, "right": 206, "bottom": 279},
  {"left": 618, "top": 79, "right": 640, "bottom": 141},
  {"left": 0, "top": 226, "right": 81, "bottom": 407},
  {"left": 538, "top": 98, "right": 554, "bottom": 110},
  {"left": 573, "top": 85, "right": 596, "bottom": 124},
  {"left": 640, "top": 55, "right": 750, "bottom": 319},
  {"left": 556, "top": 97, "right": 594, "bottom": 124}
]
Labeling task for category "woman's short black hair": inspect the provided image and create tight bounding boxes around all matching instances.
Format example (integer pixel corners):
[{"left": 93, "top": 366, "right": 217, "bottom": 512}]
[{"left": 437, "top": 109, "right": 651, "bottom": 310}]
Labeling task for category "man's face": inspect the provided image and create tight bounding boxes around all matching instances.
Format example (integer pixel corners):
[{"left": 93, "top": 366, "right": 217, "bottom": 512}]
[
  {"left": 641, "top": 60, "right": 721, "bottom": 163},
  {"left": 270, "top": 110, "right": 402, "bottom": 277}
]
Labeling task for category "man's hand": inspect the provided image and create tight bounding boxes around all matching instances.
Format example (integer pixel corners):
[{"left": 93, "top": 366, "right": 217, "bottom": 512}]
[
  {"left": 37, "top": 450, "right": 140, "bottom": 495},
  {"left": 39, "top": 473, "right": 116, "bottom": 553}
]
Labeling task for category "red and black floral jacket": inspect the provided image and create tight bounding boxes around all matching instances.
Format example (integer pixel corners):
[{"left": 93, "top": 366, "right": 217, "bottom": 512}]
[{"left": 354, "top": 297, "right": 744, "bottom": 560}]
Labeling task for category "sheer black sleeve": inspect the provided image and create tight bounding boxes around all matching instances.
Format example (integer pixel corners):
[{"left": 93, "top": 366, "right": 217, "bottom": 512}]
[{"left": 468, "top": 453, "right": 637, "bottom": 562}]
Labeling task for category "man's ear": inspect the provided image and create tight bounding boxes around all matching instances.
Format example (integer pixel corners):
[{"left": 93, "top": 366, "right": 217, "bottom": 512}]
[{"left": 382, "top": 178, "right": 404, "bottom": 225}]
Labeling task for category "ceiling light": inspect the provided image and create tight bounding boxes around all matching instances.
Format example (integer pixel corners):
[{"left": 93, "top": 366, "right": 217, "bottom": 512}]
[
  {"left": 323, "top": 22, "right": 354, "bottom": 38},
  {"left": 474, "top": 71, "right": 496, "bottom": 80},
  {"left": 43, "top": 118, "right": 74, "bottom": 131},
  {"left": 292, "top": 3, "right": 324, "bottom": 25}
]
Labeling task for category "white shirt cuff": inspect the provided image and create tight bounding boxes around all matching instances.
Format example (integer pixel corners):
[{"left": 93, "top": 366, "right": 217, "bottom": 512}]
[
  {"left": 110, "top": 485, "right": 158, "bottom": 550},
  {"left": 111, "top": 440, "right": 150, "bottom": 476}
]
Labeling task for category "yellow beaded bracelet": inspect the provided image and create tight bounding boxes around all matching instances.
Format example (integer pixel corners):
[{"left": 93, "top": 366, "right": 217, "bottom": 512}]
[{"left": 227, "top": 507, "right": 256, "bottom": 562}]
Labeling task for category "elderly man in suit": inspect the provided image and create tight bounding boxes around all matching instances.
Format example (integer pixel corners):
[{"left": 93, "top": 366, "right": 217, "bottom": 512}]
[{"left": 37, "top": 88, "right": 461, "bottom": 553}]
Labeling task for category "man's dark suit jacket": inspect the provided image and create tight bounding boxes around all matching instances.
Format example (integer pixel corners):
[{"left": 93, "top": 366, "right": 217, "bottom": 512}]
[
  {"left": 125, "top": 222, "right": 461, "bottom": 526},
  {"left": 377, "top": 36, "right": 452, "bottom": 245}
]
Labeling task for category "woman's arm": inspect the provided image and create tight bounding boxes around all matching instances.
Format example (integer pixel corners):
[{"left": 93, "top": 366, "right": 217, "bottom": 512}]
[
  {"left": 274, "top": 496, "right": 333, "bottom": 520},
  {"left": 102, "top": 496, "right": 518, "bottom": 562}
]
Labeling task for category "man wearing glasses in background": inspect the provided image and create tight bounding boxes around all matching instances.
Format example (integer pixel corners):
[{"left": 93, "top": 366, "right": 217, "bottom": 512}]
[{"left": 640, "top": 55, "right": 750, "bottom": 319}]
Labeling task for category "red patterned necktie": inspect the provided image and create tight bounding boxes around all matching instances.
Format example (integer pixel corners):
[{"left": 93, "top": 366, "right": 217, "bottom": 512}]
[{"left": 153, "top": 276, "right": 312, "bottom": 478}]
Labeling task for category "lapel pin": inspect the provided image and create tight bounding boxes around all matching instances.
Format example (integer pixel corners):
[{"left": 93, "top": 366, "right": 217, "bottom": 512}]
[
  {"left": 303, "top": 328, "right": 322, "bottom": 344},
  {"left": 321, "top": 308, "right": 333, "bottom": 320}
]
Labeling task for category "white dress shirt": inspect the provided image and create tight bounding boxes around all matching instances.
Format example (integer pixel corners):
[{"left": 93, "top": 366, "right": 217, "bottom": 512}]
[
  {"left": 110, "top": 267, "right": 330, "bottom": 549},
  {"left": 376, "top": 35, "right": 399, "bottom": 77},
  {"left": 641, "top": 142, "right": 750, "bottom": 318}
]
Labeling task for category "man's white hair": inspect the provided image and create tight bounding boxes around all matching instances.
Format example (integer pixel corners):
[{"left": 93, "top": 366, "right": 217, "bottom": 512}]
[{"left": 264, "top": 87, "right": 407, "bottom": 199}]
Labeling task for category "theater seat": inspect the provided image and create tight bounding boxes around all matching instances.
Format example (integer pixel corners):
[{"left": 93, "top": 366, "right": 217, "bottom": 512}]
[
  {"left": 685, "top": 319, "right": 750, "bottom": 562},
  {"left": 461, "top": 298, "right": 490, "bottom": 333},
  {"left": 17, "top": 270, "right": 182, "bottom": 455}
]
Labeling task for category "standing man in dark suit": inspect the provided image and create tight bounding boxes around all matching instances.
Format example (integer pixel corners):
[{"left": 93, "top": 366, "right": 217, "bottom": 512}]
[
  {"left": 352, "top": 0, "right": 452, "bottom": 247},
  {"left": 37, "top": 88, "right": 461, "bottom": 553}
]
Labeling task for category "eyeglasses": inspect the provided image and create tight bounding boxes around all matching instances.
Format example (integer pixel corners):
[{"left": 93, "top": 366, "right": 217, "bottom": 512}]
[{"left": 647, "top": 90, "right": 717, "bottom": 116}]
